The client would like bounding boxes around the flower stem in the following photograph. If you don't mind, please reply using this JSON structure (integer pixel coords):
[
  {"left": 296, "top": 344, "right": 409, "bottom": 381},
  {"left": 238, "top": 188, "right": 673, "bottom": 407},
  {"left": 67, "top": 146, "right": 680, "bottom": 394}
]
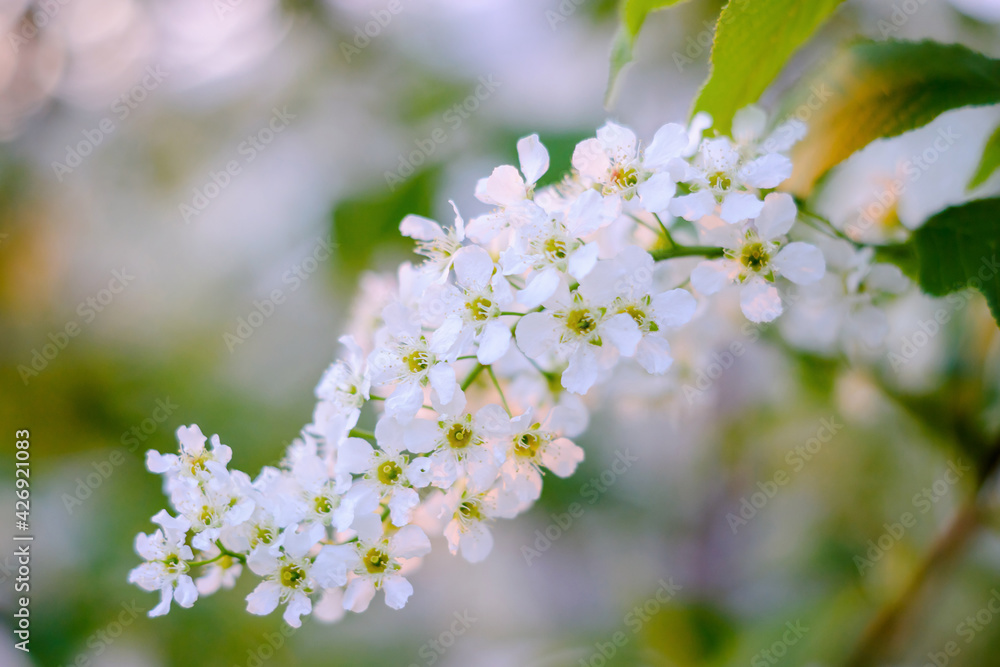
[
  {"left": 460, "top": 363, "right": 486, "bottom": 391},
  {"left": 487, "top": 366, "right": 512, "bottom": 416},
  {"left": 349, "top": 428, "right": 376, "bottom": 440},
  {"left": 650, "top": 245, "right": 725, "bottom": 261}
]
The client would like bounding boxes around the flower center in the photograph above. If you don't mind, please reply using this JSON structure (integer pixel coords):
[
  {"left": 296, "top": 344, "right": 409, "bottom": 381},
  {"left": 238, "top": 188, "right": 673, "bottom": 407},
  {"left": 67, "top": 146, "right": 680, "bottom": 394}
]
[
  {"left": 280, "top": 563, "right": 306, "bottom": 589},
  {"left": 363, "top": 548, "right": 390, "bottom": 574},
  {"left": 465, "top": 296, "right": 494, "bottom": 322},
  {"left": 377, "top": 460, "right": 403, "bottom": 485},
  {"left": 708, "top": 172, "right": 732, "bottom": 190},
  {"left": 256, "top": 526, "right": 274, "bottom": 545},
  {"left": 740, "top": 242, "right": 770, "bottom": 272},
  {"left": 544, "top": 237, "right": 568, "bottom": 261},
  {"left": 446, "top": 423, "right": 473, "bottom": 449},
  {"left": 457, "top": 500, "right": 483, "bottom": 522},
  {"left": 403, "top": 350, "right": 429, "bottom": 374},
  {"left": 314, "top": 495, "right": 333, "bottom": 514},
  {"left": 514, "top": 432, "right": 542, "bottom": 459},
  {"left": 565, "top": 308, "right": 598, "bottom": 336},
  {"left": 611, "top": 166, "right": 638, "bottom": 189}
]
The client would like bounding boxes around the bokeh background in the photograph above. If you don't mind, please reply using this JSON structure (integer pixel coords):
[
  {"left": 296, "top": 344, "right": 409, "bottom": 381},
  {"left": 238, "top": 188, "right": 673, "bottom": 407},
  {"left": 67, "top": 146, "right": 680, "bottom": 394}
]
[{"left": 2, "top": 0, "right": 1000, "bottom": 665}]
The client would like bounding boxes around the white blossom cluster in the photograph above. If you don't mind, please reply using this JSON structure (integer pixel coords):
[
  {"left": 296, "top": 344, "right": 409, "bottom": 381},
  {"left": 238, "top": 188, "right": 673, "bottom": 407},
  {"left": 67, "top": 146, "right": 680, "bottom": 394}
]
[{"left": 129, "top": 106, "right": 908, "bottom": 626}]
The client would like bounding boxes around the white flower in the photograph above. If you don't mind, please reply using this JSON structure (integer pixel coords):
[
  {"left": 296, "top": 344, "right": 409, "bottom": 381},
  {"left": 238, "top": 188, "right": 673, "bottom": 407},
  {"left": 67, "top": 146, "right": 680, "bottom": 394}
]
[
  {"left": 500, "top": 189, "right": 621, "bottom": 309},
  {"left": 402, "top": 405, "right": 506, "bottom": 492},
  {"left": 690, "top": 193, "right": 826, "bottom": 322},
  {"left": 467, "top": 135, "right": 551, "bottom": 243},
  {"left": 426, "top": 245, "right": 516, "bottom": 365},
  {"left": 146, "top": 425, "right": 233, "bottom": 482},
  {"left": 246, "top": 523, "right": 347, "bottom": 628},
  {"left": 581, "top": 246, "right": 697, "bottom": 374},
  {"left": 515, "top": 280, "right": 642, "bottom": 394},
  {"left": 337, "top": 418, "right": 433, "bottom": 527},
  {"left": 488, "top": 409, "right": 584, "bottom": 504},
  {"left": 440, "top": 482, "right": 519, "bottom": 563},
  {"left": 400, "top": 201, "right": 467, "bottom": 282},
  {"left": 321, "top": 524, "right": 432, "bottom": 612},
  {"left": 281, "top": 451, "right": 362, "bottom": 532},
  {"left": 313, "top": 335, "right": 371, "bottom": 446},
  {"left": 572, "top": 120, "right": 689, "bottom": 213},
  {"left": 128, "top": 510, "right": 199, "bottom": 617},
  {"left": 369, "top": 307, "right": 462, "bottom": 422},
  {"left": 171, "top": 468, "right": 255, "bottom": 551}
]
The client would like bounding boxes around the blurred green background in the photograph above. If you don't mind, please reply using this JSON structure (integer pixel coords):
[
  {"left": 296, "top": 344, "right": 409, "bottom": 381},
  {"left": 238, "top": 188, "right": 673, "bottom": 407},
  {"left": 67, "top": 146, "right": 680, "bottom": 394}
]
[{"left": 2, "top": 0, "right": 1000, "bottom": 665}]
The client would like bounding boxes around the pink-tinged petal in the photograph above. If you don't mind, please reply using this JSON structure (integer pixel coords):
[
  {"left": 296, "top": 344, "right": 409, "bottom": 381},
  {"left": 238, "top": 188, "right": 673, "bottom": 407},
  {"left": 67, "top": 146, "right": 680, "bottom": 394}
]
[
  {"left": 572, "top": 137, "right": 610, "bottom": 181},
  {"left": 561, "top": 346, "right": 600, "bottom": 394},
  {"left": 312, "top": 546, "right": 351, "bottom": 588},
  {"left": 635, "top": 335, "right": 674, "bottom": 374},
  {"left": 145, "top": 451, "right": 176, "bottom": 474},
  {"left": 486, "top": 165, "right": 527, "bottom": 207},
  {"left": 402, "top": 419, "right": 439, "bottom": 454},
  {"left": 459, "top": 523, "right": 494, "bottom": 563},
  {"left": 390, "top": 524, "right": 432, "bottom": 559},
  {"left": 174, "top": 575, "right": 198, "bottom": 608},
  {"left": 477, "top": 320, "right": 511, "bottom": 365},
  {"left": 720, "top": 192, "right": 764, "bottom": 224},
  {"left": 429, "top": 317, "right": 464, "bottom": 356},
  {"left": 690, "top": 259, "right": 735, "bottom": 295},
  {"left": 150, "top": 585, "right": 173, "bottom": 617},
  {"left": 541, "top": 437, "right": 585, "bottom": 477},
  {"left": 567, "top": 242, "right": 600, "bottom": 281},
  {"left": 382, "top": 575, "right": 414, "bottom": 610},
  {"left": 601, "top": 313, "right": 642, "bottom": 357},
  {"left": 651, "top": 288, "right": 697, "bottom": 328},
  {"left": 465, "top": 211, "right": 507, "bottom": 244},
  {"left": 176, "top": 424, "right": 207, "bottom": 454},
  {"left": 731, "top": 105, "right": 767, "bottom": 145},
  {"left": 428, "top": 363, "right": 457, "bottom": 405},
  {"left": 636, "top": 172, "right": 676, "bottom": 215},
  {"left": 284, "top": 523, "right": 324, "bottom": 559},
  {"left": 515, "top": 312, "right": 559, "bottom": 359},
  {"left": 399, "top": 214, "right": 443, "bottom": 241},
  {"left": 741, "top": 153, "right": 792, "bottom": 189},
  {"left": 283, "top": 591, "right": 312, "bottom": 628},
  {"left": 753, "top": 192, "right": 797, "bottom": 240},
  {"left": 337, "top": 438, "right": 375, "bottom": 475},
  {"left": 517, "top": 268, "right": 561, "bottom": 308},
  {"left": 388, "top": 487, "right": 420, "bottom": 527},
  {"left": 453, "top": 245, "right": 494, "bottom": 291},
  {"left": 313, "top": 588, "right": 346, "bottom": 624},
  {"left": 343, "top": 578, "right": 377, "bottom": 613},
  {"left": 246, "top": 580, "right": 282, "bottom": 616},
  {"left": 597, "top": 121, "right": 637, "bottom": 160},
  {"left": 669, "top": 191, "right": 716, "bottom": 221},
  {"left": 567, "top": 189, "right": 620, "bottom": 236},
  {"left": 644, "top": 123, "right": 689, "bottom": 168},
  {"left": 386, "top": 382, "right": 424, "bottom": 422},
  {"left": 517, "top": 134, "right": 549, "bottom": 185},
  {"left": 740, "top": 278, "right": 782, "bottom": 322},
  {"left": 773, "top": 242, "right": 826, "bottom": 285}
]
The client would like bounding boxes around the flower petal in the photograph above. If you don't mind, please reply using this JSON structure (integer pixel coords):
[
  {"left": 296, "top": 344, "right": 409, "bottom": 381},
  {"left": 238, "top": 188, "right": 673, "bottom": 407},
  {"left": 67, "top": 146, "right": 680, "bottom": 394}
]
[
  {"left": 517, "top": 134, "right": 549, "bottom": 186},
  {"left": 773, "top": 242, "right": 826, "bottom": 285}
]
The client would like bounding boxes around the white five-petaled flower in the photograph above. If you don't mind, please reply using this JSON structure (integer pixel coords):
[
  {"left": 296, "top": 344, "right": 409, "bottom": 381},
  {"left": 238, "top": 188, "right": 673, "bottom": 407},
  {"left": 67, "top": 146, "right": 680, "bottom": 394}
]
[
  {"left": 128, "top": 510, "right": 198, "bottom": 617},
  {"left": 400, "top": 201, "right": 467, "bottom": 282},
  {"left": 467, "top": 134, "right": 551, "bottom": 243},
  {"left": 337, "top": 417, "right": 433, "bottom": 527},
  {"left": 572, "top": 120, "right": 689, "bottom": 215},
  {"left": 402, "top": 405, "right": 506, "bottom": 492},
  {"left": 246, "top": 523, "right": 347, "bottom": 628},
  {"left": 440, "top": 481, "right": 519, "bottom": 563},
  {"left": 690, "top": 193, "right": 826, "bottom": 322},
  {"left": 313, "top": 335, "right": 371, "bottom": 446},
  {"left": 582, "top": 246, "right": 698, "bottom": 374},
  {"left": 170, "top": 467, "right": 255, "bottom": 550},
  {"left": 426, "top": 245, "right": 516, "bottom": 365},
  {"left": 515, "top": 279, "right": 643, "bottom": 394},
  {"left": 146, "top": 424, "right": 233, "bottom": 482},
  {"left": 321, "top": 523, "right": 432, "bottom": 612}
]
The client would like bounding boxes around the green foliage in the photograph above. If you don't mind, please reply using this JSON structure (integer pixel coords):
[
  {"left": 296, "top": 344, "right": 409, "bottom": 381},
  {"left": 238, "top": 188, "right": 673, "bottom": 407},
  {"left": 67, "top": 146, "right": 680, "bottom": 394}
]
[
  {"left": 607, "top": 0, "right": 692, "bottom": 104},
  {"left": 968, "top": 122, "right": 1000, "bottom": 190},
  {"left": 691, "top": 0, "right": 846, "bottom": 135},
  {"left": 787, "top": 40, "right": 1000, "bottom": 195},
  {"left": 330, "top": 168, "right": 440, "bottom": 277},
  {"left": 909, "top": 198, "right": 1000, "bottom": 328}
]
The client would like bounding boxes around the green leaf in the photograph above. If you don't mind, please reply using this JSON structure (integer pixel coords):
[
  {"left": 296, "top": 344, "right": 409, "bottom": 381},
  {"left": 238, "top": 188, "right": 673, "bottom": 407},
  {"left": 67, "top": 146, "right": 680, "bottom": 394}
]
[
  {"left": 909, "top": 198, "right": 1000, "bottom": 327},
  {"left": 786, "top": 40, "right": 1000, "bottom": 195},
  {"left": 691, "top": 0, "right": 845, "bottom": 136},
  {"left": 968, "top": 122, "right": 1000, "bottom": 190},
  {"left": 606, "top": 0, "right": 691, "bottom": 106},
  {"left": 330, "top": 167, "right": 440, "bottom": 278}
]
